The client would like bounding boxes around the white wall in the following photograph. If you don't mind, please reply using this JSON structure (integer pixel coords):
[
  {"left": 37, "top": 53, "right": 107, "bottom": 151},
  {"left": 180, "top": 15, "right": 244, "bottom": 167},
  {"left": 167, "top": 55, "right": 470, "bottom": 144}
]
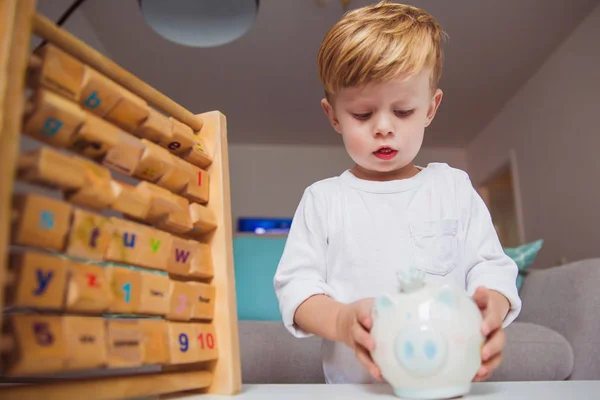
[
  {"left": 229, "top": 144, "right": 468, "bottom": 227},
  {"left": 467, "top": 3, "right": 600, "bottom": 268}
]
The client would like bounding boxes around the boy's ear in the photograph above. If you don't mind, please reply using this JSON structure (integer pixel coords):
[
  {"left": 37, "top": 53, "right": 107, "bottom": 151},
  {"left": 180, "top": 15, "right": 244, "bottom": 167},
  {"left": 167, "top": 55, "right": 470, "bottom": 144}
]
[
  {"left": 425, "top": 88, "right": 443, "bottom": 128},
  {"left": 321, "top": 98, "right": 342, "bottom": 134}
]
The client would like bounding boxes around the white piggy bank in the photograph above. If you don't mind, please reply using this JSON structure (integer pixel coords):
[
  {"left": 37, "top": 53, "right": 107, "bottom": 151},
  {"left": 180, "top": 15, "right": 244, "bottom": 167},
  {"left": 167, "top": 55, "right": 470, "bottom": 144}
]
[{"left": 370, "top": 269, "right": 484, "bottom": 399}]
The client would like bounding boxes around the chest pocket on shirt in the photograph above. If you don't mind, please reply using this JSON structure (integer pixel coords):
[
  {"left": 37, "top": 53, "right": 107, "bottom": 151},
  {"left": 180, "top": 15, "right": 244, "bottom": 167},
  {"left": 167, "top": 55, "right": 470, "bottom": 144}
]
[{"left": 409, "top": 219, "right": 459, "bottom": 276}]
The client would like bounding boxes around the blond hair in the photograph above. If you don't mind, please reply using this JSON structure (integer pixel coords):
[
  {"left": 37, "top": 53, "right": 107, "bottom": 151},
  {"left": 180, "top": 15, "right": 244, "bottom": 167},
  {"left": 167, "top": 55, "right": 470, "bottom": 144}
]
[{"left": 317, "top": 1, "right": 446, "bottom": 97}]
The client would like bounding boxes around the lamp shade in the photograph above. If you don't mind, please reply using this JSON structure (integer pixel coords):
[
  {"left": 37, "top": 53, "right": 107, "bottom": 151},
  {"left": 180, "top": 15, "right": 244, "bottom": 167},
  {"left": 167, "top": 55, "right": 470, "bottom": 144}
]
[{"left": 138, "top": 0, "right": 260, "bottom": 48}]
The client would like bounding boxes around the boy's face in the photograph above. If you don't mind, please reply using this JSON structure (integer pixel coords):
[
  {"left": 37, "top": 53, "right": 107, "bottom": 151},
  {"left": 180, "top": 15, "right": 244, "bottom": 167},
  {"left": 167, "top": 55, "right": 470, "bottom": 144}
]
[{"left": 321, "top": 69, "right": 443, "bottom": 181}]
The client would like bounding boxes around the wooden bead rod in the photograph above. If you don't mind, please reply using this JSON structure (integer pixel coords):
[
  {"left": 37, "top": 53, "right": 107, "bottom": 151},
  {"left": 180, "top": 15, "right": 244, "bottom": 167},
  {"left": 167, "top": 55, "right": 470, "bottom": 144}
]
[{"left": 32, "top": 13, "right": 204, "bottom": 132}]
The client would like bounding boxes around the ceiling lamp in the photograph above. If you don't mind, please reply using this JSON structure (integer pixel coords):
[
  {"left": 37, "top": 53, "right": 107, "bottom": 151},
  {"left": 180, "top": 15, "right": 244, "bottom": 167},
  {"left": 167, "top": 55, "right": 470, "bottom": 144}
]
[{"left": 138, "top": 0, "right": 260, "bottom": 48}]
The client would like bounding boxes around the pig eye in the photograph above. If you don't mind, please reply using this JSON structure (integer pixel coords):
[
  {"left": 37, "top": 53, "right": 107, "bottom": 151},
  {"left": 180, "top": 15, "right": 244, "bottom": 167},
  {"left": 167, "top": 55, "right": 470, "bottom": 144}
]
[{"left": 395, "top": 327, "right": 447, "bottom": 377}]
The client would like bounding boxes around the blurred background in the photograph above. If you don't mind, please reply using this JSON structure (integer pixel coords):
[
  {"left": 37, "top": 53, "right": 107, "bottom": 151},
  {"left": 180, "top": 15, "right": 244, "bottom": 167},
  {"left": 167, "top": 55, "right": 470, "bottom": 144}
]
[{"left": 36, "top": 0, "right": 600, "bottom": 320}]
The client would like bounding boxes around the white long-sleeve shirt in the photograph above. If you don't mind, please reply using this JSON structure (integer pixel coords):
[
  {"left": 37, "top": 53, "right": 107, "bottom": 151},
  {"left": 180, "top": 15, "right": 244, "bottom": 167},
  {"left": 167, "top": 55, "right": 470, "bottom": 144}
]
[{"left": 273, "top": 163, "right": 522, "bottom": 384}]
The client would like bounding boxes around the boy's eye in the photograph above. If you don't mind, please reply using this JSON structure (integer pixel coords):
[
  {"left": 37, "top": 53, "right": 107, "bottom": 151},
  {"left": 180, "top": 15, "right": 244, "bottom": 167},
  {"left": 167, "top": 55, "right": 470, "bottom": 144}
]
[
  {"left": 352, "top": 112, "right": 372, "bottom": 120},
  {"left": 395, "top": 109, "right": 414, "bottom": 117}
]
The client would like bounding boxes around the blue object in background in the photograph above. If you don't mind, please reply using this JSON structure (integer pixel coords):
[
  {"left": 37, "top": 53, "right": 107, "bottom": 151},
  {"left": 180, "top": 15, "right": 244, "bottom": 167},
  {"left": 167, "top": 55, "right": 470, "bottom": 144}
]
[
  {"left": 232, "top": 235, "right": 545, "bottom": 321},
  {"left": 503, "top": 239, "right": 544, "bottom": 290},
  {"left": 238, "top": 218, "right": 293, "bottom": 234},
  {"left": 233, "top": 235, "right": 287, "bottom": 320}
]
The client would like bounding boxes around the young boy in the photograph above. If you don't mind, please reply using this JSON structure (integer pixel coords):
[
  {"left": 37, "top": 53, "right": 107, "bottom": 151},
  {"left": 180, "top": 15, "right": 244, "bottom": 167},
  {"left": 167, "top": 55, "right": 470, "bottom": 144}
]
[{"left": 273, "top": 1, "right": 521, "bottom": 385}]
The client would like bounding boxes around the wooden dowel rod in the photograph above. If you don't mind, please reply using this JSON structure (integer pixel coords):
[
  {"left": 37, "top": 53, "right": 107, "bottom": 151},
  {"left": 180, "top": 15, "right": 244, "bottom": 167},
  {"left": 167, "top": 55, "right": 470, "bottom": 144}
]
[{"left": 32, "top": 12, "right": 204, "bottom": 132}]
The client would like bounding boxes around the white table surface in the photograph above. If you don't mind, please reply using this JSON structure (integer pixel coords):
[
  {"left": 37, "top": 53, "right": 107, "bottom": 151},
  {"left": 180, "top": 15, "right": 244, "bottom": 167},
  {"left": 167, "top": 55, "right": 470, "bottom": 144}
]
[{"left": 184, "top": 381, "right": 600, "bottom": 399}]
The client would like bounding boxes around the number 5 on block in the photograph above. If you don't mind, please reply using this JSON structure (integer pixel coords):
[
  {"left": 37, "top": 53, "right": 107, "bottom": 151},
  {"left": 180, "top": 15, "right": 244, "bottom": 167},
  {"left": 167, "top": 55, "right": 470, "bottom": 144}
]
[{"left": 2, "top": 315, "right": 68, "bottom": 376}]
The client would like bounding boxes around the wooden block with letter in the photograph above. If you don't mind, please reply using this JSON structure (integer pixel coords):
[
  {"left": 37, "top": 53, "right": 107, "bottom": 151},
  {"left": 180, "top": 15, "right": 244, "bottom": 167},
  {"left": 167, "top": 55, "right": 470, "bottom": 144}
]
[
  {"left": 69, "top": 111, "right": 119, "bottom": 160},
  {"left": 155, "top": 154, "right": 194, "bottom": 194},
  {"left": 193, "top": 322, "right": 218, "bottom": 362},
  {"left": 105, "top": 318, "right": 143, "bottom": 368},
  {"left": 1, "top": 314, "right": 69, "bottom": 376},
  {"left": 136, "top": 181, "right": 178, "bottom": 223},
  {"left": 102, "top": 131, "right": 145, "bottom": 176},
  {"left": 17, "top": 147, "right": 85, "bottom": 190},
  {"left": 104, "top": 86, "right": 149, "bottom": 132},
  {"left": 80, "top": 66, "right": 122, "bottom": 117},
  {"left": 65, "top": 208, "right": 112, "bottom": 261},
  {"left": 166, "top": 281, "right": 195, "bottom": 321},
  {"left": 6, "top": 251, "right": 69, "bottom": 310},
  {"left": 167, "top": 322, "right": 199, "bottom": 365},
  {"left": 190, "top": 242, "right": 214, "bottom": 279},
  {"left": 110, "top": 180, "right": 151, "bottom": 221},
  {"left": 28, "top": 44, "right": 84, "bottom": 101},
  {"left": 107, "top": 267, "right": 142, "bottom": 314},
  {"left": 158, "top": 117, "right": 196, "bottom": 156},
  {"left": 133, "top": 139, "right": 173, "bottom": 183},
  {"left": 63, "top": 316, "right": 108, "bottom": 370},
  {"left": 183, "top": 138, "right": 212, "bottom": 169},
  {"left": 156, "top": 208, "right": 193, "bottom": 235},
  {"left": 22, "top": 88, "right": 85, "bottom": 147},
  {"left": 138, "top": 271, "right": 170, "bottom": 316},
  {"left": 104, "top": 217, "right": 148, "bottom": 265},
  {"left": 11, "top": 193, "right": 72, "bottom": 251},
  {"left": 134, "top": 106, "right": 172, "bottom": 143},
  {"left": 168, "top": 237, "right": 197, "bottom": 277},
  {"left": 65, "top": 262, "right": 112, "bottom": 313},
  {"left": 139, "top": 318, "right": 170, "bottom": 364},
  {"left": 136, "top": 227, "right": 172, "bottom": 271},
  {"left": 136, "top": 183, "right": 193, "bottom": 235},
  {"left": 190, "top": 282, "right": 216, "bottom": 321},
  {"left": 188, "top": 202, "right": 218, "bottom": 237},
  {"left": 168, "top": 238, "right": 213, "bottom": 279},
  {"left": 66, "top": 157, "right": 118, "bottom": 210},
  {"left": 181, "top": 165, "right": 210, "bottom": 204}
]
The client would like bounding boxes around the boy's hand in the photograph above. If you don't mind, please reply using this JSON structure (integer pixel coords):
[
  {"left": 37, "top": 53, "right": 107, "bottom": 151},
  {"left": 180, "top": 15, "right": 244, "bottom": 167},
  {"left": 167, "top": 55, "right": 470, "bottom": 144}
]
[
  {"left": 336, "top": 298, "right": 382, "bottom": 381},
  {"left": 472, "top": 287, "right": 510, "bottom": 382}
]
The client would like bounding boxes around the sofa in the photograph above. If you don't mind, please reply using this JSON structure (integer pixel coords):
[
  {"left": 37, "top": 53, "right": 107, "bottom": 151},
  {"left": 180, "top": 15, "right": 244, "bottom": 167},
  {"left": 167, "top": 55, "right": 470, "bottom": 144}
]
[{"left": 237, "top": 258, "right": 600, "bottom": 383}]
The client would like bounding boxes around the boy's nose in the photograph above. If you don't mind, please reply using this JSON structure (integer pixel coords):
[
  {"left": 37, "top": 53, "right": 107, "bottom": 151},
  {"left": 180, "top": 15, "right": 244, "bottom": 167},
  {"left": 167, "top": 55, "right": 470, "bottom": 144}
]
[{"left": 373, "top": 116, "right": 395, "bottom": 137}]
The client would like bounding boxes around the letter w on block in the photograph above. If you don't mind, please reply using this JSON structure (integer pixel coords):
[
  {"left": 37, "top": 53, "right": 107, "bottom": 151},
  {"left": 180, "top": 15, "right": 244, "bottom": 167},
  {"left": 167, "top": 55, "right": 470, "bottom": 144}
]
[{"left": 175, "top": 248, "right": 190, "bottom": 263}]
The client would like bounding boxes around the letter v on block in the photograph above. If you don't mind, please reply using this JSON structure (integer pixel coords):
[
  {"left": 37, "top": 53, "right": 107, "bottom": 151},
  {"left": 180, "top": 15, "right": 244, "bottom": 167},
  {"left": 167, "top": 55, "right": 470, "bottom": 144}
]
[{"left": 134, "top": 227, "right": 172, "bottom": 271}]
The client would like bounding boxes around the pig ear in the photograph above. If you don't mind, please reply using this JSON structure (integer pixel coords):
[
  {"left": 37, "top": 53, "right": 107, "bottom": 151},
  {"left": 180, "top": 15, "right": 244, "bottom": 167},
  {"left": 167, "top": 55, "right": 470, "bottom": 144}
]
[
  {"left": 375, "top": 295, "right": 394, "bottom": 312},
  {"left": 436, "top": 286, "right": 457, "bottom": 308}
]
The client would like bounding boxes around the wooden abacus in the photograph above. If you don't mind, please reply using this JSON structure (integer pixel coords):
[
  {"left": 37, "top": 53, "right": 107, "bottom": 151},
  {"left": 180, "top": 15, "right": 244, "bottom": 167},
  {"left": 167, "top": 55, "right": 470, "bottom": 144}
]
[{"left": 0, "top": 1, "right": 241, "bottom": 398}]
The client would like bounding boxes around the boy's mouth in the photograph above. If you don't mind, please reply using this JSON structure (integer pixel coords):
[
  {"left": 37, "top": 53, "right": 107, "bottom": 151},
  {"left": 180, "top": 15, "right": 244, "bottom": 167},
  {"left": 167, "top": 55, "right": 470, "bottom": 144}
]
[{"left": 374, "top": 146, "right": 398, "bottom": 160}]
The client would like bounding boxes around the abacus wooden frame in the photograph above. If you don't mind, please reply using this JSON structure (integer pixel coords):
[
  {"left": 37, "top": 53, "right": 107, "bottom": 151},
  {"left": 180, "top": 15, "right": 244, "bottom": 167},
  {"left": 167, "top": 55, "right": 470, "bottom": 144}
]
[{"left": 0, "top": 0, "right": 241, "bottom": 398}]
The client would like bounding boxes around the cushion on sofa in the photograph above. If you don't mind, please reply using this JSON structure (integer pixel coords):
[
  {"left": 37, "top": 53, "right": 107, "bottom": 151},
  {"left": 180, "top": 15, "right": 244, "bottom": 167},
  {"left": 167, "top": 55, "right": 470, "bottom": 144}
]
[
  {"left": 238, "top": 320, "right": 325, "bottom": 383},
  {"left": 488, "top": 322, "right": 574, "bottom": 382},
  {"left": 238, "top": 320, "right": 573, "bottom": 384}
]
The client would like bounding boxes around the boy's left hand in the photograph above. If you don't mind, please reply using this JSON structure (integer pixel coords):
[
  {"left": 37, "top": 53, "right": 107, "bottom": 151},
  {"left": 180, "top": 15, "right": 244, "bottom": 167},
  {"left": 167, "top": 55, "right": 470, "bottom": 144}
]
[{"left": 472, "top": 287, "right": 510, "bottom": 382}]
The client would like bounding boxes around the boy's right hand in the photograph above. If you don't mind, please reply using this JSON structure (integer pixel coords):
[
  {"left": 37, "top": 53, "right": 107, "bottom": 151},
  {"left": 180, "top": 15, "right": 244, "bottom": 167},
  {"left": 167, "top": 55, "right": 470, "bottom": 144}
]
[{"left": 336, "top": 298, "right": 382, "bottom": 381}]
